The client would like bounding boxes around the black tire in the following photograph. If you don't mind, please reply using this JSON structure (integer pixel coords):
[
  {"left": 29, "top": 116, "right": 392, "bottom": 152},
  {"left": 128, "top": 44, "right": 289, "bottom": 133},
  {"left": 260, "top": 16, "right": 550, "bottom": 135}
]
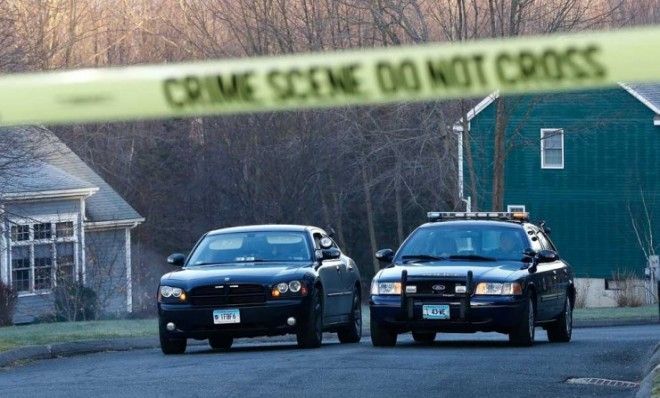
[
  {"left": 209, "top": 335, "right": 234, "bottom": 350},
  {"left": 509, "top": 296, "right": 535, "bottom": 347},
  {"left": 338, "top": 286, "right": 362, "bottom": 344},
  {"left": 159, "top": 322, "right": 187, "bottom": 355},
  {"left": 297, "top": 287, "right": 323, "bottom": 348},
  {"left": 412, "top": 331, "right": 436, "bottom": 344},
  {"left": 370, "top": 321, "right": 397, "bottom": 347},
  {"left": 547, "top": 294, "right": 573, "bottom": 343}
]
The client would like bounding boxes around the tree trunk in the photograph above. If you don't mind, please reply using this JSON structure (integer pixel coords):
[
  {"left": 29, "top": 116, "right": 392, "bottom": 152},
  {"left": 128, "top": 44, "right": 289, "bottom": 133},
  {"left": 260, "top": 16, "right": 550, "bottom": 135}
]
[
  {"left": 491, "top": 97, "right": 508, "bottom": 211},
  {"left": 361, "top": 164, "right": 379, "bottom": 274},
  {"left": 394, "top": 160, "right": 404, "bottom": 245}
]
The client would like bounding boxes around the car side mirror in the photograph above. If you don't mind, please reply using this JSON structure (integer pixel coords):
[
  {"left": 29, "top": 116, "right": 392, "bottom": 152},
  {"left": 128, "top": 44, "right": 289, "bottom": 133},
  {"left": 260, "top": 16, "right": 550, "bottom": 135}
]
[
  {"left": 321, "top": 248, "right": 341, "bottom": 260},
  {"left": 375, "top": 249, "right": 394, "bottom": 267},
  {"left": 536, "top": 249, "right": 559, "bottom": 263},
  {"left": 167, "top": 253, "right": 186, "bottom": 267}
]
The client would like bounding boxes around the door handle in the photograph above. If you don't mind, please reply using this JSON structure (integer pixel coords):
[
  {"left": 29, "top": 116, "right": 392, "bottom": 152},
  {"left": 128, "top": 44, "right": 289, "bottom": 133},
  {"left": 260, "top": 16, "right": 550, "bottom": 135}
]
[
  {"left": 347, "top": 265, "right": 354, "bottom": 272},
  {"left": 336, "top": 264, "right": 341, "bottom": 272}
]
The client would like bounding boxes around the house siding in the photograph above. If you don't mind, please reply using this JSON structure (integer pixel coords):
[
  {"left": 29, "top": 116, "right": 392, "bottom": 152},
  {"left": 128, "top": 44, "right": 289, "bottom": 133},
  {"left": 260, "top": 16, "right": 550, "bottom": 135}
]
[
  {"left": 466, "top": 88, "right": 659, "bottom": 278},
  {"left": 84, "top": 228, "right": 130, "bottom": 315}
]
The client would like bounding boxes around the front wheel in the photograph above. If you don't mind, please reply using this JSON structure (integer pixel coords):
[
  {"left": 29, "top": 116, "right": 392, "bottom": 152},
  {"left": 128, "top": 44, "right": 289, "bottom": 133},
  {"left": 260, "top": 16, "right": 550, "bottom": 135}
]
[
  {"left": 547, "top": 295, "right": 572, "bottom": 343},
  {"left": 509, "top": 297, "right": 535, "bottom": 347},
  {"left": 159, "top": 321, "right": 187, "bottom": 355},
  {"left": 338, "top": 286, "right": 362, "bottom": 344},
  {"left": 297, "top": 287, "right": 323, "bottom": 348},
  {"left": 370, "top": 321, "right": 397, "bottom": 347}
]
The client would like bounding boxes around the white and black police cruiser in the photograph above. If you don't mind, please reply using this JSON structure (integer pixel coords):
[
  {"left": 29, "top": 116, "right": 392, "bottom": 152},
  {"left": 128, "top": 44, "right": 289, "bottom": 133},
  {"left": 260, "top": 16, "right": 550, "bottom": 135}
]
[{"left": 369, "top": 212, "right": 575, "bottom": 347}]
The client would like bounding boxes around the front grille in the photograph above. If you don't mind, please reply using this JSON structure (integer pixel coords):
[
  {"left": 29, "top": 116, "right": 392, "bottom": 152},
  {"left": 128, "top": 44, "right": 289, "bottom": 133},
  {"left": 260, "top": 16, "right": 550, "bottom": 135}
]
[
  {"left": 189, "top": 284, "right": 266, "bottom": 306},
  {"left": 408, "top": 280, "right": 463, "bottom": 297}
]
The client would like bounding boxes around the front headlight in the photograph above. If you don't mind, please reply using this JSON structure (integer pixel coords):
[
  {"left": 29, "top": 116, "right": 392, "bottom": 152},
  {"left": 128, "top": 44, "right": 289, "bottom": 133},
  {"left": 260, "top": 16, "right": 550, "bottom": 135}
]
[
  {"left": 159, "top": 285, "right": 187, "bottom": 302},
  {"left": 474, "top": 282, "right": 522, "bottom": 295},
  {"left": 370, "top": 281, "right": 402, "bottom": 295},
  {"left": 271, "top": 281, "right": 307, "bottom": 297}
]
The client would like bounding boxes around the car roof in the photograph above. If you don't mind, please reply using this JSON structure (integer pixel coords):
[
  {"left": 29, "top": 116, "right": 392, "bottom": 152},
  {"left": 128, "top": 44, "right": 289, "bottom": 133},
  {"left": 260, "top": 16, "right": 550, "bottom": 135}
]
[
  {"left": 206, "top": 224, "right": 317, "bottom": 235},
  {"left": 418, "top": 220, "right": 527, "bottom": 229}
]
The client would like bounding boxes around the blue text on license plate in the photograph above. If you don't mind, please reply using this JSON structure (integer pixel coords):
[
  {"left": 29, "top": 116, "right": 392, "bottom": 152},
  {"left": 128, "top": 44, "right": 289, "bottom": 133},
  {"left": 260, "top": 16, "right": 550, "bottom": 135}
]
[
  {"left": 213, "top": 309, "right": 241, "bottom": 324},
  {"left": 422, "top": 305, "right": 450, "bottom": 320}
]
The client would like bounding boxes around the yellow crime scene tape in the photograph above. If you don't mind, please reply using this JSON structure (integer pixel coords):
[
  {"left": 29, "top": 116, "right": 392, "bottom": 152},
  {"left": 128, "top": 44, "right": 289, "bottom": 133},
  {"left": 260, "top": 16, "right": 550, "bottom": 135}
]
[{"left": 0, "top": 27, "right": 659, "bottom": 126}]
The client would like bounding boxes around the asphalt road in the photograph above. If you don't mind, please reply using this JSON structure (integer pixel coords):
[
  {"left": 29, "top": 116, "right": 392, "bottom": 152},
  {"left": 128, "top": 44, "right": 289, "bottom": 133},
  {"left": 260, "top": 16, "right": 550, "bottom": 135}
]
[{"left": 0, "top": 324, "right": 658, "bottom": 398}]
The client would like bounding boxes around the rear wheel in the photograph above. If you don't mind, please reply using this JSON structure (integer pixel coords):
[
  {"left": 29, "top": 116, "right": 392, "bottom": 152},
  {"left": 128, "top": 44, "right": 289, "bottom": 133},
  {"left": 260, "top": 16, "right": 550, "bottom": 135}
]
[
  {"left": 412, "top": 331, "right": 436, "bottom": 344},
  {"left": 370, "top": 321, "right": 397, "bottom": 347},
  {"left": 547, "top": 295, "right": 572, "bottom": 343},
  {"left": 509, "top": 296, "right": 535, "bottom": 347},
  {"left": 338, "top": 286, "right": 362, "bottom": 344},
  {"left": 159, "top": 321, "right": 187, "bottom": 355},
  {"left": 209, "top": 336, "right": 233, "bottom": 350},
  {"left": 297, "top": 287, "right": 323, "bottom": 348}
]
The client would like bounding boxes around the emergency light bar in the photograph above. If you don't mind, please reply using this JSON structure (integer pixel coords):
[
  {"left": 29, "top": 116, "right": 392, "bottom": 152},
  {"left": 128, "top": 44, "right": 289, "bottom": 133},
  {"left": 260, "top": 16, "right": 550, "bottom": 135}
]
[{"left": 427, "top": 211, "right": 529, "bottom": 223}]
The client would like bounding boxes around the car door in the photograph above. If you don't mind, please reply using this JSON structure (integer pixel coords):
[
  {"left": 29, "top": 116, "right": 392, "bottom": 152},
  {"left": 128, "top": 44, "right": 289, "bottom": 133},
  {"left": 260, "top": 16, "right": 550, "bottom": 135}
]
[
  {"left": 525, "top": 227, "right": 554, "bottom": 321},
  {"left": 312, "top": 232, "right": 345, "bottom": 321},
  {"left": 537, "top": 231, "right": 567, "bottom": 318}
]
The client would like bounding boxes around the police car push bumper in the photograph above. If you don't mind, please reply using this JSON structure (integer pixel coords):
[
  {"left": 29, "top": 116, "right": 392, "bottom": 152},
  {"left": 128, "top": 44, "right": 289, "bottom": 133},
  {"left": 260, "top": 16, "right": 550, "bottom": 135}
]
[{"left": 370, "top": 270, "right": 526, "bottom": 333}]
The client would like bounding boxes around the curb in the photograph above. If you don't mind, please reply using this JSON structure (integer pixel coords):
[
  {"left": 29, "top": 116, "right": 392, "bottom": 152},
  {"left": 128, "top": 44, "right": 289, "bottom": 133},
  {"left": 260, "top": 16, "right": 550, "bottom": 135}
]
[
  {"left": 574, "top": 319, "right": 659, "bottom": 329},
  {"left": 0, "top": 337, "right": 158, "bottom": 368}
]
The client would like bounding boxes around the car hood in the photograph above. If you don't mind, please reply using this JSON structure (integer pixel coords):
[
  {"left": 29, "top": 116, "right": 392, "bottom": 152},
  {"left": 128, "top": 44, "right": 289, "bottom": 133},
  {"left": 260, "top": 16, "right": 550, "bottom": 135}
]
[
  {"left": 377, "top": 261, "right": 523, "bottom": 282},
  {"left": 161, "top": 262, "right": 313, "bottom": 288}
]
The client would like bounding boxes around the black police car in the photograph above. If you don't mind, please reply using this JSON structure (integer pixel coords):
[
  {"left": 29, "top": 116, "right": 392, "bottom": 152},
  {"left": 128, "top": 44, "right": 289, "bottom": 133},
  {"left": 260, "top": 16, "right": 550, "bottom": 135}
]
[
  {"left": 370, "top": 212, "right": 574, "bottom": 347},
  {"left": 158, "top": 225, "right": 362, "bottom": 354}
]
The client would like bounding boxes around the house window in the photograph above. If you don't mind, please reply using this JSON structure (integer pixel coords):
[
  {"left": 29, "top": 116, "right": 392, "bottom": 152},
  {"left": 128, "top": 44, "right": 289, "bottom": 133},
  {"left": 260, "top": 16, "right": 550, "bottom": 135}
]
[
  {"left": 56, "top": 243, "right": 75, "bottom": 283},
  {"left": 34, "top": 223, "right": 52, "bottom": 240},
  {"left": 541, "top": 129, "right": 564, "bottom": 169},
  {"left": 56, "top": 222, "right": 74, "bottom": 238},
  {"left": 11, "top": 225, "right": 29, "bottom": 241},
  {"left": 11, "top": 246, "right": 30, "bottom": 292},
  {"left": 8, "top": 220, "right": 77, "bottom": 294}
]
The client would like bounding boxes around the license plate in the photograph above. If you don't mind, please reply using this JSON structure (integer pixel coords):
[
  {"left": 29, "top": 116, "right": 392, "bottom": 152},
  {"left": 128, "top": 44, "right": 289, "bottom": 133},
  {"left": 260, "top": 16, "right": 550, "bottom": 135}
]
[
  {"left": 422, "top": 305, "right": 450, "bottom": 320},
  {"left": 213, "top": 309, "right": 241, "bottom": 324}
]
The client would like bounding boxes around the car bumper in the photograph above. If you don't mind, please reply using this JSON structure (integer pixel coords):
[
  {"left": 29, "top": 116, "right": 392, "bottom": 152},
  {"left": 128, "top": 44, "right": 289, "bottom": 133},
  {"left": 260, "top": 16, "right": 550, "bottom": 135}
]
[
  {"left": 369, "top": 295, "right": 526, "bottom": 333},
  {"left": 159, "top": 298, "right": 308, "bottom": 339}
]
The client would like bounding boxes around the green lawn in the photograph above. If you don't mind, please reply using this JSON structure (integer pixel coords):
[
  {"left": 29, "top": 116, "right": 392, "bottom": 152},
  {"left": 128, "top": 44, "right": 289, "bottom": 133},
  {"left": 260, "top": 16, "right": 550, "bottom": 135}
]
[
  {"left": 574, "top": 305, "right": 658, "bottom": 321},
  {"left": 0, "top": 319, "right": 157, "bottom": 352},
  {"left": 0, "top": 305, "right": 657, "bottom": 353}
]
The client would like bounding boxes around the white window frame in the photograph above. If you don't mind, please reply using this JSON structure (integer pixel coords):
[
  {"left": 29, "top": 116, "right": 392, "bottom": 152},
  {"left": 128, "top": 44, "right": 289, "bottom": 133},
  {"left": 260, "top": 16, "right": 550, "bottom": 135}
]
[
  {"left": 7, "top": 215, "right": 79, "bottom": 297},
  {"left": 507, "top": 205, "right": 526, "bottom": 213},
  {"left": 540, "top": 128, "right": 564, "bottom": 169}
]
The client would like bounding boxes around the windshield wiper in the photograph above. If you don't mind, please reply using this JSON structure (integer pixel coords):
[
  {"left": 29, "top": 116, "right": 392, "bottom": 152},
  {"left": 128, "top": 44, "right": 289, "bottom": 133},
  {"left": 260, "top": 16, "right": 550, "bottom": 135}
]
[
  {"left": 401, "top": 254, "right": 446, "bottom": 263},
  {"left": 448, "top": 254, "right": 496, "bottom": 262}
]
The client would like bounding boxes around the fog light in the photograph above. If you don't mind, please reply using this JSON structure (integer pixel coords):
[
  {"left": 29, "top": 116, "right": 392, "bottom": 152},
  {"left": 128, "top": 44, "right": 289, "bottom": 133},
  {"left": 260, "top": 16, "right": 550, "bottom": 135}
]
[
  {"left": 287, "top": 317, "right": 296, "bottom": 326},
  {"left": 166, "top": 322, "right": 176, "bottom": 331}
]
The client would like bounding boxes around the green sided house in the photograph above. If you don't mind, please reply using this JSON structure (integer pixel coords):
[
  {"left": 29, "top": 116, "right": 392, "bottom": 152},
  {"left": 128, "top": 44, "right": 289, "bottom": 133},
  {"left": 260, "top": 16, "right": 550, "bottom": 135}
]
[
  {"left": 0, "top": 126, "right": 144, "bottom": 322},
  {"left": 457, "top": 83, "right": 659, "bottom": 307}
]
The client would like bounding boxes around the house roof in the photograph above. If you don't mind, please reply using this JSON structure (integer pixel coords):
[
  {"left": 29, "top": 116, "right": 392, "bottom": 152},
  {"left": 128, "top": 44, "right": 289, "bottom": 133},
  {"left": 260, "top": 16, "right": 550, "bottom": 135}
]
[
  {"left": 620, "top": 83, "right": 660, "bottom": 124},
  {"left": 0, "top": 126, "right": 143, "bottom": 224},
  {"left": 454, "top": 83, "right": 660, "bottom": 128},
  {"left": 2, "top": 162, "right": 97, "bottom": 195}
]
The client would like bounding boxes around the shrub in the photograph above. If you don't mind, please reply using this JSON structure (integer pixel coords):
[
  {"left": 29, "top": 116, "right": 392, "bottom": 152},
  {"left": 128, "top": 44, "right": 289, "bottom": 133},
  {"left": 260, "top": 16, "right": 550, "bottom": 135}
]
[
  {"left": 0, "top": 281, "right": 17, "bottom": 326},
  {"left": 611, "top": 269, "right": 644, "bottom": 308},
  {"left": 54, "top": 282, "right": 98, "bottom": 321}
]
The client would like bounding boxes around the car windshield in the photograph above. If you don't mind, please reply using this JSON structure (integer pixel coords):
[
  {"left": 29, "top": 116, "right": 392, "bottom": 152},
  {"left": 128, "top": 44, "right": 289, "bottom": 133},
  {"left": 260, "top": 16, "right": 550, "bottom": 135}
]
[
  {"left": 187, "top": 231, "right": 312, "bottom": 266},
  {"left": 395, "top": 224, "right": 530, "bottom": 263}
]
